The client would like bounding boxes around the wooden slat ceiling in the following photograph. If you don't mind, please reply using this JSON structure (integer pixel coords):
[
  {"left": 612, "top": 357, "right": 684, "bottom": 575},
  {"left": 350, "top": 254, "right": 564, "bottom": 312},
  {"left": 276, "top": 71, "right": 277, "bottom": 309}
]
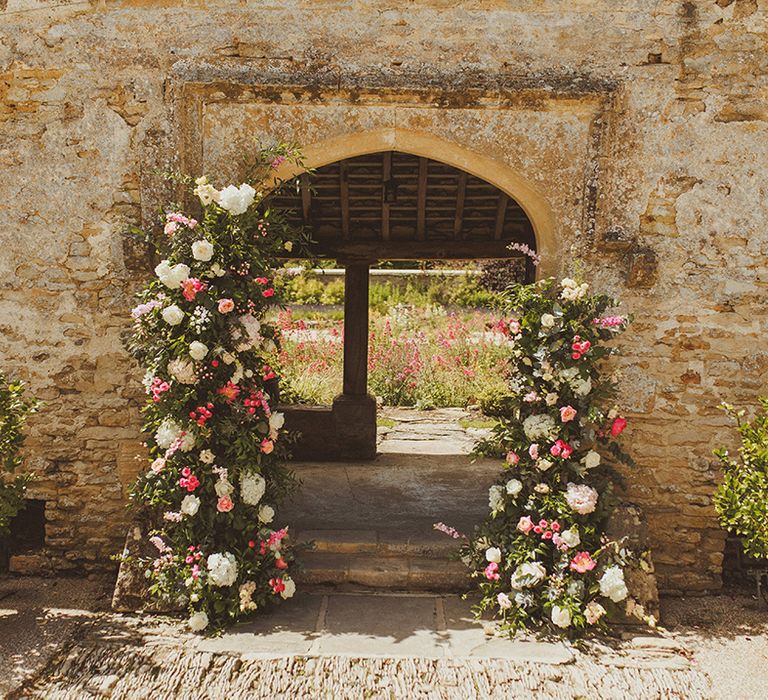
[{"left": 268, "top": 151, "right": 537, "bottom": 262}]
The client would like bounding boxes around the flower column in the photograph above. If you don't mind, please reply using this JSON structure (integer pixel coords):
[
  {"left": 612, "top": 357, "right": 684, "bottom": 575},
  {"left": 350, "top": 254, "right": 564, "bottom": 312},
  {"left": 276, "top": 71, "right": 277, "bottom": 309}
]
[{"left": 332, "top": 259, "right": 377, "bottom": 459}]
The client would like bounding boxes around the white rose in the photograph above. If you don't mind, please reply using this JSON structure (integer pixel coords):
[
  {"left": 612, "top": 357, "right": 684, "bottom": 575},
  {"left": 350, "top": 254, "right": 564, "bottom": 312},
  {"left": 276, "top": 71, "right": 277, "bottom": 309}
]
[
  {"left": 155, "top": 260, "right": 190, "bottom": 289},
  {"left": 269, "top": 412, "right": 285, "bottom": 439},
  {"left": 545, "top": 392, "right": 559, "bottom": 406},
  {"left": 192, "top": 239, "right": 214, "bottom": 262},
  {"left": 582, "top": 450, "right": 601, "bottom": 470},
  {"left": 189, "top": 341, "right": 208, "bottom": 361},
  {"left": 551, "top": 605, "right": 572, "bottom": 629},
  {"left": 599, "top": 565, "right": 628, "bottom": 602},
  {"left": 488, "top": 485, "right": 505, "bottom": 512},
  {"left": 181, "top": 494, "right": 200, "bottom": 517},
  {"left": 540, "top": 313, "right": 555, "bottom": 328},
  {"left": 188, "top": 611, "right": 209, "bottom": 632},
  {"left": 207, "top": 552, "right": 239, "bottom": 587},
  {"left": 199, "top": 449, "right": 215, "bottom": 464},
  {"left": 565, "top": 482, "right": 599, "bottom": 515},
  {"left": 560, "top": 528, "right": 581, "bottom": 549},
  {"left": 573, "top": 377, "right": 592, "bottom": 396},
  {"left": 510, "top": 561, "right": 547, "bottom": 590},
  {"left": 534, "top": 483, "right": 550, "bottom": 494},
  {"left": 485, "top": 547, "right": 502, "bottom": 564},
  {"left": 537, "top": 459, "right": 554, "bottom": 472},
  {"left": 241, "top": 473, "right": 266, "bottom": 505},
  {"left": 194, "top": 177, "right": 219, "bottom": 206},
  {"left": 217, "top": 183, "right": 256, "bottom": 215},
  {"left": 215, "top": 479, "right": 234, "bottom": 497},
  {"left": 505, "top": 479, "right": 523, "bottom": 497},
  {"left": 162, "top": 304, "right": 184, "bottom": 326},
  {"left": 281, "top": 577, "right": 296, "bottom": 599},
  {"left": 258, "top": 504, "right": 275, "bottom": 524},
  {"left": 210, "top": 262, "right": 226, "bottom": 277},
  {"left": 221, "top": 352, "right": 235, "bottom": 365}
]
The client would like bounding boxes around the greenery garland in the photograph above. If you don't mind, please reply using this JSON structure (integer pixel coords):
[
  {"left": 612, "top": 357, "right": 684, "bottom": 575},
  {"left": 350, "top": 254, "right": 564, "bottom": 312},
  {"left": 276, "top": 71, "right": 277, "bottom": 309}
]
[
  {"left": 455, "top": 278, "right": 652, "bottom": 635},
  {"left": 126, "top": 144, "right": 310, "bottom": 631}
]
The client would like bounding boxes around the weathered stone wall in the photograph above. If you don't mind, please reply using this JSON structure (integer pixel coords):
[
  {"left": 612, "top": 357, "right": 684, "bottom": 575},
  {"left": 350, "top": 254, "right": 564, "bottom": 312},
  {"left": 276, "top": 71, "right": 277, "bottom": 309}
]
[{"left": 1, "top": 0, "right": 766, "bottom": 591}]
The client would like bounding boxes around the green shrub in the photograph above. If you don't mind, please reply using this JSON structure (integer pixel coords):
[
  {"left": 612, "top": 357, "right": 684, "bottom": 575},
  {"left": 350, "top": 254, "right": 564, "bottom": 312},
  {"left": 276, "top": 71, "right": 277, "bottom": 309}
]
[
  {"left": 714, "top": 400, "right": 768, "bottom": 560},
  {"left": 0, "top": 373, "right": 38, "bottom": 535},
  {"left": 477, "top": 385, "right": 518, "bottom": 417}
]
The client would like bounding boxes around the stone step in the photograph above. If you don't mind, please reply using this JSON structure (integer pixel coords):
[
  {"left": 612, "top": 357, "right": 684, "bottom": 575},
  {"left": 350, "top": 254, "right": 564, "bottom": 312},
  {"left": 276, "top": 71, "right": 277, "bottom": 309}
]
[
  {"left": 295, "top": 528, "right": 461, "bottom": 559},
  {"left": 295, "top": 551, "right": 471, "bottom": 592}
]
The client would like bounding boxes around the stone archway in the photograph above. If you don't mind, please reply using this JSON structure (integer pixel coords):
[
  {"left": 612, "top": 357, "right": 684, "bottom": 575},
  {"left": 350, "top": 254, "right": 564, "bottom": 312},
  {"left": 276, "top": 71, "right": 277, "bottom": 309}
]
[{"left": 274, "top": 139, "right": 545, "bottom": 461}]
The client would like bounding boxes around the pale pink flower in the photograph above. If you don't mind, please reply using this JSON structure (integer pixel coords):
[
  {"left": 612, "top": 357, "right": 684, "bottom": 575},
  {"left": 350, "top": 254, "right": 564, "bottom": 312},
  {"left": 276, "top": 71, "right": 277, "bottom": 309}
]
[
  {"left": 559, "top": 405, "right": 577, "bottom": 422},
  {"left": 517, "top": 515, "right": 534, "bottom": 534},
  {"left": 497, "top": 592, "right": 512, "bottom": 609},
  {"left": 506, "top": 450, "right": 520, "bottom": 466},
  {"left": 528, "top": 443, "right": 539, "bottom": 460},
  {"left": 569, "top": 551, "right": 597, "bottom": 573},
  {"left": 150, "top": 457, "right": 166, "bottom": 474},
  {"left": 218, "top": 298, "right": 235, "bottom": 313}
]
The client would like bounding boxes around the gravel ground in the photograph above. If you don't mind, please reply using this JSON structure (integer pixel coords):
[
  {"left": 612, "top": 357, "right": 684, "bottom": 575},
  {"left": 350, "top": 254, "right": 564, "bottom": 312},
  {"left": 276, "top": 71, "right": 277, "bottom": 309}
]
[{"left": 660, "top": 588, "right": 768, "bottom": 700}]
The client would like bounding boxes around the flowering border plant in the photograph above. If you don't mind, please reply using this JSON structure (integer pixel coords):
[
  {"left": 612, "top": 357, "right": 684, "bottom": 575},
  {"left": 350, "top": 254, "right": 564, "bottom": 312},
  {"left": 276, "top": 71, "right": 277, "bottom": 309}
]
[
  {"left": 125, "top": 143, "right": 310, "bottom": 632},
  {"left": 454, "top": 277, "right": 652, "bottom": 635}
]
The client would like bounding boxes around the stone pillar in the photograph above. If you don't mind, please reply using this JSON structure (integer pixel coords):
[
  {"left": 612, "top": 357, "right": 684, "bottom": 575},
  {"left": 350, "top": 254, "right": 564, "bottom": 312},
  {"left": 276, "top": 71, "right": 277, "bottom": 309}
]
[{"left": 332, "top": 260, "right": 377, "bottom": 460}]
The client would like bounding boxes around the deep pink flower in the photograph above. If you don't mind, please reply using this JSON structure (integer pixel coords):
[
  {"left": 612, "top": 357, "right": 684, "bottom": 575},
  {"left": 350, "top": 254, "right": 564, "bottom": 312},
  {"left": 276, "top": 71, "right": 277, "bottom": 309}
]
[
  {"left": 484, "top": 562, "right": 500, "bottom": 581},
  {"left": 611, "top": 417, "right": 627, "bottom": 437},
  {"left": 569, "top": 551, "right": 597, "bottom": 573},
  {"left": 262, "top": 288, "right": 275, "bottom": 298}
]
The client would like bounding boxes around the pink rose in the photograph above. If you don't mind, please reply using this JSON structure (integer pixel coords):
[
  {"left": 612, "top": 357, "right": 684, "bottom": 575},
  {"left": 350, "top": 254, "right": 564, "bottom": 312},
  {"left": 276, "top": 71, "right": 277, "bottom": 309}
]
[
  {"left": 218, "top": 298, "right": 235, "bottom": 313},
  {"left": 217, "top": 496, "right": 234, "bottom": 513},
  {"left": 484, "top": 562, "right": 500, "bottom": 581},
  {"left": 550, "top": 439, "right": 573, "bottom": 459},
  {"left": 517, "top": 515, "right": 534, "bottom": 534},
  {"left": 528, "top": 443, "right": 539, "bottom": 460},
  {"left": 261, "top": 439, "right": 274, "bottom": 454},
  {"left": 611, "top": 417, "right": 627, "bottom": 437},
  {"left": 559, "top": 405, "right": 577, "bottom": 422},
  {"left": 569, "top": 551, "right": 597, "bottom": 573},
  {"left": 505, "top": 451, "right": 520, "bottom": 466},
  {"left": 150, "top": 458, "right": 166, "bottom": 474}
]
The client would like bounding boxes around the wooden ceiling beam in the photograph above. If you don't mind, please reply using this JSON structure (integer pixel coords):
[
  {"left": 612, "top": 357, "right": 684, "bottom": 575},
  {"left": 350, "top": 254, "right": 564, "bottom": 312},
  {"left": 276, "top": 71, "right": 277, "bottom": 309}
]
[
  {"left": 288, "top": 239, "right": 531, "bottom": 261},
  {"left": 453, "top": 171, "right": 467, "bottom": 239},
  {"left": 416, "top": 157, "right": 428, "bottom": 240}
]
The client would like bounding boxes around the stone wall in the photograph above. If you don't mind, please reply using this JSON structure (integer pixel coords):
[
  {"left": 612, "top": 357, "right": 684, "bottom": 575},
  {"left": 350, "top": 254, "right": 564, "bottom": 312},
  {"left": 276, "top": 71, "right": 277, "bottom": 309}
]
[{"left": 1, "top": 0, "right": 766, "bottom": 591}]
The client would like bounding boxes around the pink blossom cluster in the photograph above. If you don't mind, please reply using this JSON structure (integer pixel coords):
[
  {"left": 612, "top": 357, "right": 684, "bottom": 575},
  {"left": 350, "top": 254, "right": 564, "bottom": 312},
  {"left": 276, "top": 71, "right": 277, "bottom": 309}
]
[
  {"left": 179, "top": 467, "right": 200, "bottom": 492},
  {"left": 550, "top": 439, "right": 573, "bottom": 459},
  {"left": 433, "top": 522, "right": 464, "bottom": 539},
  {"left": 150, "top": 377, "right": 170, "bottom": 402},
  {"left": 131, "top": 299, "right": 163, "bottom": 319},
  {"left": 507, "top": 241, "right": 541, "bottom": 266},
  {"left": 164, "top": 211, "right": 198, "bottom": 235},
  {"left": 189, "top": 403, "right": 214, "bottom": 426},
  {"left": 592, "top": 315, "right": 626, "bottom": 328},
  {"left": 571, "top": 335, "right": 591, "bottom": 360},
  {"left": 484, "top": 561, "right": 501, "bottom": 580}
]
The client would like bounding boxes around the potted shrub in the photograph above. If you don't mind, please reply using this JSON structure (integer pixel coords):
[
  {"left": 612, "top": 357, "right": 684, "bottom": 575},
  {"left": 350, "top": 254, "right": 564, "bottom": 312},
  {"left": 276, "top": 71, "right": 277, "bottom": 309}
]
[
  {"left": 0, "top": 372, "right": 38, "bottom": 568},
  {"left": 714, "top": 400, "right": 768, "bottom": 589}
]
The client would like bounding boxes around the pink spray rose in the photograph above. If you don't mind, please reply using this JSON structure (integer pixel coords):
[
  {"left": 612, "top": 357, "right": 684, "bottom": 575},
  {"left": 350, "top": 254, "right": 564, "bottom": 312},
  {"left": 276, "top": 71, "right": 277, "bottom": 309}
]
[
  {"left": 559, "top": 405, "right": 577, "bottom": 422},
  {"left": 217, "top": 496, "right": 234, "bottom": 513},
  {"left": 218, "top": 298, "right": 235, "bottom": 313},
  {"left": 484, "top": 562, "right": 501, "bottom": 581},
  {"left": 517, "top": 515, "right": 534, "bottom": 534}
]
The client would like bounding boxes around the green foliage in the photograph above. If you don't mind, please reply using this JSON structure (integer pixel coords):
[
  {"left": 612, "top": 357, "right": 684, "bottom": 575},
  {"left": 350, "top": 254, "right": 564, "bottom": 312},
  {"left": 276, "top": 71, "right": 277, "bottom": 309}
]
[
  {"left": 0, "top": 373, "right": 38, "bottom": 535},
  {"left": 714, "top": 400, "right": 768, "bottom": 560},
  {"left": 477, "top": 385, "right": 519, "bottom": 419}
]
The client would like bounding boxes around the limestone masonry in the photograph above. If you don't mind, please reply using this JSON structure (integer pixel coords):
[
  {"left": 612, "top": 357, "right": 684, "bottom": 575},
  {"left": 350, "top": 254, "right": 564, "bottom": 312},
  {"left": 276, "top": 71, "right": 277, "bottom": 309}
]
[{"left": 1, "top": 1, "right": 766, "bottom": 592}]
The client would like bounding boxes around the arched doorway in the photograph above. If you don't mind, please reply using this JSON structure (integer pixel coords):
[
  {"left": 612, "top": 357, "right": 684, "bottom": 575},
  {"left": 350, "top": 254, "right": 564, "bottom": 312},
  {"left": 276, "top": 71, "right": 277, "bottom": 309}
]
[{"left": 273, "top": 150, "right": 537, "bottom": 460}]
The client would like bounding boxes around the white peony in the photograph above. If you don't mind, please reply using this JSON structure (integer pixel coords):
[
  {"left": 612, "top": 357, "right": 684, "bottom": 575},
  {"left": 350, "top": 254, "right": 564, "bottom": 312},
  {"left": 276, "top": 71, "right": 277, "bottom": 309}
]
[
  {"left": 523, "top": 414, "right": 557, "bottom": 441},
  {"left": 181, "top": 494, "right": 200, "bottom": 517},
  {"left": 488, "top": 485, "right": 505, "bottom": 512},
  {"left": 199, "top": 449, "right": 215, "bottom": 464},
  {"left": 155, "top": 418, "right": 183, "bottom": 449},
  {"left": 599, "top": 565, "right": 628, "bottom": 602},
  {"left": 162, "top": 304, "right": 184, "bottom": 326},
  {"left": 560, "top": 527, "right": 581, "bottom": 549},
  {"left": 510, "top": 561, "right": 547, "bottom": 590},
  {"left": 485, "top": 547, "right": 502, "bottom": 564},
  {"left": 582, "top": 450, "right": 601, "bottom": 470},
  {"left": 241, "top": 473, "right": 266, "bottom": 505},
  {"left": 168, "top": 358, "right": 197, "bottom": 384},
  {"left": 188, "top": 610, "right": 209, "bottom": 632},
  {"left": 281, "top": 577, "right": 296, "bottom": 599},
  {"left": 192, "top": 239, "right": 214, "bottom": 262},
  {"left": 207, "top": 552, "right": 239, "bottom": 587},
  {"left": 505, "top": 479, "right": 523, "bottom": 497},
  {"left": 540, "top": 313, "right": 555, "bottom": 328},
  {"left": 258, "top": 504, "right": 275, "bottom": 524},
  {"left": 217, "top": 183, "right": 256, "bottom": 215},
  {"left": 565, "top": 482, "right": 599, "bottom": 515},
  {"left": 189, "top": 341, "right": 208, "bottom": 361},
  {"left": 551, "top": 605, "right": 572, "bottom": 629},
  {"left": 155, "top": 260, "right": 190, "bottom": 290}
]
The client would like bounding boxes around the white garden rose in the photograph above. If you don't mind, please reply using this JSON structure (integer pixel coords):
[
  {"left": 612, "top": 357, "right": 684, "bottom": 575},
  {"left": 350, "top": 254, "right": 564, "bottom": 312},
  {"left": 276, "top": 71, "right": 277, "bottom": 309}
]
[
  {"left": 488, "top": 485, "right": 505, "bottom": 512},
  {"left": 510, "top": 561, "right": 547, "bottom": 590},
  {"left": 207, "top": 552, "right": 239, "bottom": 587},
  {"left": 217, "top": 183, "right": 256, "bottom": 215},
  {"left": 215, "top": 479, "right": 234, "bottom": 497},
  {"left": 155, "top": 260, "right": 190, "bottom": 289},
  {"left": 281, "top": 577, "right": 296, "bottom": 599},
  {"left": 565, "top": 482, "right": 599, "bottom": 515},
  {"left": 560, "top": 527, "right": 581, "bottom": 549},
  {"left": 545, "top": 392, "right": 559, "bottom": 406},
  {"left": 193, "top": 176, "right": 219, "bottom": 206},
  {"left": 258, "top": 504, "right": 275, "bottom": 524},
  {"left": 188, "top": 611, "right": 209, "bottom": 631},
  {"left": 168, "top": 358, "right": 197, "bottom": 384},
  {"left": 540, "top": 313, "right": 555, "bottom": 328},
  {"left": 523, "top": 414, "right": 557, "bottom": 441},
  {"left": 180, "top": 494, "right": 200, "bottom": 517},
  {"left": 537, "top": 459, "right": 554, "bottom": 472},
  {"left": 572, "top": 376, "right": 592, "bottom": 396},
  {"left": 189, "top": 341, "right": 208, "bottom": 361},
  {"left": 551, "top": 605, "right": 572, "bottom": 629},
  {"left": 505, "top": 479, "right": 523, "bottom": 497},
  {"left": 241, "top": 473, "right": 266, "bottom": 505},
  {"left": 179, "top": 430, "right": 196, "bottom": 452},
  {"left": 485, "top": 547, "right": 502, "bottom": 564},
  {"left": 560, "top": 277, "right": 589, "bottom": 301},
  {"left": 534, "top": 482, "right": 550, "bottom": 494},
  {"left": 599, "top": 565, "right": 628, "bottom": 602},
  {"left": 210, "top": 262, "right": 226, "bottom": 277},
  {"left": 192, "top": 239, "right": 214, "bottom": 262},
  {"left": 155, "top": 418, "right": 183, "bottom": 449},
  {"left": 161, "top": 304, "right": 184, "bottom": 326},
  {"left": 199, "top": 449, "right": 215, "bottom": 464},
  {"left": 582, "top": 450, "right": 601, "bottom": 470},
  {"left": 269, "top": 412, "right": 285, "bottom": 439}
]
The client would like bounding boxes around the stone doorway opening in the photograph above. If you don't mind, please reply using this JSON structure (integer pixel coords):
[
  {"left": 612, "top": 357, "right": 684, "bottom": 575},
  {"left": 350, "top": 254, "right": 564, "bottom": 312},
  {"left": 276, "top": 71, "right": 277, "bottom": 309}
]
[{"left": 272, "top": 150, "right": 537, "bottom": 461}]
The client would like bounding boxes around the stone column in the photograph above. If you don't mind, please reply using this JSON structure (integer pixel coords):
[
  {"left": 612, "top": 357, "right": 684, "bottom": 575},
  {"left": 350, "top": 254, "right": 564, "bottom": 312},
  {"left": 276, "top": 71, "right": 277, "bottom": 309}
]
[{"left": 332, "top": 260, "right": 377, "bottom": 459}]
